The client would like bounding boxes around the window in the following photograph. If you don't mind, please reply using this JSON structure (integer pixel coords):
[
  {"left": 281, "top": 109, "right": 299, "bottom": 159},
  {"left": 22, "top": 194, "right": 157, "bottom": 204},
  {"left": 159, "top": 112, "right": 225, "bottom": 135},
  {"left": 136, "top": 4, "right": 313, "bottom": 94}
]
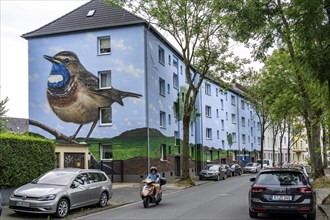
[
  {"left": 232, "top": 132, "right": 237, "bottom": 142},
  {"left": 167, "top": 83, "right": 170, "bottom": 94},
  {"left": 98, "top": 36, "right": 111, "bottom": 54},
  {"left": 241, "top": 100, "right": 245, "bottom": 109},
  {"left": 220, "top": 99, "right": 224, "bottom": 110},
  {"left": 180, "top": 65, "right": 183, "bottom": 74},
  {"left": 221, "top": 120, "right": 224, "bottom": 130},
  {"left": 168, "top": 114, "right": 171, "bottom": 125},
  {"left": 231, "top": 113, "right": 236, "bottom": 124},
  {"left": 216, "top": 88, "right": 219, "bottom": 97},
  {"left": 160, "top": 144, "right": 167, "bottom": 160},
  {"left": 206, "top": 128, "right": 212, "bottom": 139},
  {"left": 231, "top": 95, "right": 236, "bottom": 105},
  {"left": 205, "top": 83, "right": 211, "bottom": 95},
  {"left": 159, "top": 46, "right": 165, "bottom": 65},
  {"left": 226, "top": 112, "right": 228, "bottom": 120},
  {"left": 168, "top": 55, "right": 171, "bottom": 65},
  {"left": 101, "top": 144, "right": 112, "bottom": 160},
  {"left": 217, "top": 130, "right": 220, "bottom": 139},
  {"left": 257, "top": 122, "right": 261, "bottom": 130},
  {"left": 251, "top": 127, "right": 253, "bottom": 136},
  {"left": 159, "top": 78, "right": 165, "bottom": 96},
  {"left": 242, "top": 117, "right": 246, "bottom": 127},
  {"left": 100, "top": 108, "right": 112, "bottom": 125},
  {"left": 160, "top": 111, "right": 166, "bottom": 128},
  {"left": 221, "top": 140, "right": 225, "bottom": 148},
  {"left": 205, "top": 105, "right": 212, "bottom": 118},
  {"left": 98, "top": 70, "right": 111, "bottom": 89},
  {"left": 174, "top": 102, "right": 179, "bottom": 118},
  {"left": 206, "top": 151, "right": 211, "bottom": 162},
  {"left": 300, "top": 140, "right": 303, "bottom": 149},
  {"left": 173, "top": 56, "right": 178, "bottom": 68},
  {"left": 258, "top": 137, "right": 261, "bottom": 145},
  {"left": 216, "top": 109, "right": 219, "bottom": 118},
  {"left": 173, "top": 73, "right": 179, "bottom": 89},
  {"left": 242, "top": 134, "right": 246, "bottom": 144}
]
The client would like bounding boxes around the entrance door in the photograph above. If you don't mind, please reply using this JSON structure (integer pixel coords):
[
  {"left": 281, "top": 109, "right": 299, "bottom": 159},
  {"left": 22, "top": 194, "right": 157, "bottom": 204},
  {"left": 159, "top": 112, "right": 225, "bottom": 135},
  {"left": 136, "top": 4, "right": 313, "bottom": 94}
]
[{"left": 175, "top": 156, "right": 181, "bottom": 177}]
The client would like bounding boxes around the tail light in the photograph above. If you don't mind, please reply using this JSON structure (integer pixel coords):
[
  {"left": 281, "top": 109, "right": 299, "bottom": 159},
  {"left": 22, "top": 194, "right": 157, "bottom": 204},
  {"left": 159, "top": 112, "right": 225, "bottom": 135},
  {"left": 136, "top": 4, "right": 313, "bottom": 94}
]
[
  {"left": 297, "top": 187, "right": 313, "bottom": 193},
  {"left": 251, "top": 186, "right": 267, "bottom": 193}
]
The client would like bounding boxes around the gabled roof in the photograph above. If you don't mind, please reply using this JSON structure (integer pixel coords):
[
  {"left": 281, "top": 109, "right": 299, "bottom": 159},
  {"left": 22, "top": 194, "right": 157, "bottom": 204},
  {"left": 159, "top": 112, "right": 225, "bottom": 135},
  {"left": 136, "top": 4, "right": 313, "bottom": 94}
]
[{"left": 21, "top": 0, "right": 146, "bottom": 39}]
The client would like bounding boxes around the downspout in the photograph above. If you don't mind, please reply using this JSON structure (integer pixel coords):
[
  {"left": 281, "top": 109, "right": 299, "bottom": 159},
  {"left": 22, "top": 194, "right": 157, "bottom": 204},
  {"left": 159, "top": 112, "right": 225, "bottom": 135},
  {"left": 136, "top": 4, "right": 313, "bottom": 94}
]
[
  {"left": 237, "top": 94, "right": 240, "bottom": 163},
  {"left": 144, "top": 27, "right": 150, "bottom": 171}
]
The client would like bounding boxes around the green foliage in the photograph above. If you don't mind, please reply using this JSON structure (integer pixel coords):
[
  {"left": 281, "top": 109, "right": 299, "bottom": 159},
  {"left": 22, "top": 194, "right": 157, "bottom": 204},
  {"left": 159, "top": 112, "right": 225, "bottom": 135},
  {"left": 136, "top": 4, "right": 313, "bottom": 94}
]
[
  {"left": 0, "top": 133, "right": 55, "bottom": 187},
  {"left": 227, "top": 133, "right": 233, "bottom": 149},
  {"left": 0, "top": 97, "right": 9, "bottom": 133}
]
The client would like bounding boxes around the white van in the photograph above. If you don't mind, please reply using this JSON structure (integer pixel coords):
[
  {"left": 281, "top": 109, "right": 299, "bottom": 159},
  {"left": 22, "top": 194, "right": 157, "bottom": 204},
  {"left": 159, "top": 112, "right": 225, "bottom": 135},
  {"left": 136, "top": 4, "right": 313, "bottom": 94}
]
[{"left": 256, "top": 159, "right": 273, "bottom": 168}]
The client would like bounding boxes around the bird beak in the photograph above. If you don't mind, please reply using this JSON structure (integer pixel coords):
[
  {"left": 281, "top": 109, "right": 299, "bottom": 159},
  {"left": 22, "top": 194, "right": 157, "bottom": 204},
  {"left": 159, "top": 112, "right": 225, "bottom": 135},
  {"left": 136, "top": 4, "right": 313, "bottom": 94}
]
[{"left": 43, "top": 55, "right": 61, "bottom": 63}]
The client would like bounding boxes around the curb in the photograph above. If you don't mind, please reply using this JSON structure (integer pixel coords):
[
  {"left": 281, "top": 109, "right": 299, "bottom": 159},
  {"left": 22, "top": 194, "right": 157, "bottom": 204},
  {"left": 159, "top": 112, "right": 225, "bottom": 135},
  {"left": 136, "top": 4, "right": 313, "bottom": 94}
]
[{"left": 318, "top": 204, "right": 330, "bottom": 219}]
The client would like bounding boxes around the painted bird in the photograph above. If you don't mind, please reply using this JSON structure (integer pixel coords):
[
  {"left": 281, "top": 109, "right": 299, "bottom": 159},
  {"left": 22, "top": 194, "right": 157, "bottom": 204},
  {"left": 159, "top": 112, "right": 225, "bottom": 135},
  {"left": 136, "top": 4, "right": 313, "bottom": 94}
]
[{"left": 44, "top": 51, "right": 141, "bottom": 141}]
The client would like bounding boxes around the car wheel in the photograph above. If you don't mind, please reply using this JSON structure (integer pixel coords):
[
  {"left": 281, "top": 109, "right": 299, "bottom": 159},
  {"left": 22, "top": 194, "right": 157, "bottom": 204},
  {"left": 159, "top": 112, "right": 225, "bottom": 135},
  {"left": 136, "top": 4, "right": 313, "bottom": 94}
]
[
  {"left": 307, "top": 211, "right": 316, "bottom": 220},
  {"left": 238, "top": 171, "right": 241, "bottom": 176},
  {"left": 98, "top": 191, "right": 108, "bottom": 207},
  {"left": 249, "top": 209, "right": 258, "bottom": 218},
  {"left": 55, "top": 198, "right": 69, "bottom": 218},
  {"left": 199, "top": 177, "right": 203, "bottom": 181},
  {"left": 143, "top": 197, "right": 150, "bottom": 208}
]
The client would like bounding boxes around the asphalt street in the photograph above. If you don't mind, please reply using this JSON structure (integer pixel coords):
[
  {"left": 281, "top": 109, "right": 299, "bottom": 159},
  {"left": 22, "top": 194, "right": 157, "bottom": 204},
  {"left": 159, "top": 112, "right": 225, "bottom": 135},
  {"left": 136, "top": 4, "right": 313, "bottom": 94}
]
[{"left": 76, "top": 174, "right": 324, "bottom": 220}]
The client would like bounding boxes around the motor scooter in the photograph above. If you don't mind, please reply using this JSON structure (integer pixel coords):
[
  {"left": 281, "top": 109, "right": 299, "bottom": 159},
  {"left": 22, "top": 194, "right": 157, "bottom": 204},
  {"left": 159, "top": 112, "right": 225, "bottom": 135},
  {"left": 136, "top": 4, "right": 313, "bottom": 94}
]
[{"left": 140, "top": 178, "right": 166, "bottom": 208}]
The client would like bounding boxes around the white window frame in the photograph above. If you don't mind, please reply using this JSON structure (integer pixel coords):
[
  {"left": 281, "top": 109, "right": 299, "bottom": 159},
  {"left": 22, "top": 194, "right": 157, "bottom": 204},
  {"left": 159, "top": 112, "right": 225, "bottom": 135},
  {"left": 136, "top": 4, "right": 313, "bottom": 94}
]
[
  {"left": 173, "top": 73, "right": 179, "bottom": 89},
  {"left": 100, "top": 144, "right": 112, "bottom": 160},
  {"left": 160, "top": 144, "right": 167, "bottom": 161},
  {"left": 98, "top": 70, "right": 112, "bottom": 89},
  {"left": 231, "top": 95, "right": 236, "bottom": 105},
  {"left": 232, "top": 113, "right": 236, "bottom": 124},
  {"left": 160, "top": 111, "right": 166, "bottom": 128},
  {"left": 159, "top": 78, "right": 165, "bottom": 96},
  {"left": 98, "top": 36, "right": 111, "bottom": 55},
  {"left": 205, "top": 105, "right": 212, "bottom": 118},
  {"left": 242, "top": 117, "right": 246, "bottom": 127},
  {"left": 205, "top": 83, "right": 211, "bottom": 95},
  {"left": 206, "top": 128, "right": 212, "bottom": 139},
  {"left": 99, "top": 107, "right": 112, "bottom": 126},
  {"left": 159, "top": 46, "right": 165, "bottom": 65}
]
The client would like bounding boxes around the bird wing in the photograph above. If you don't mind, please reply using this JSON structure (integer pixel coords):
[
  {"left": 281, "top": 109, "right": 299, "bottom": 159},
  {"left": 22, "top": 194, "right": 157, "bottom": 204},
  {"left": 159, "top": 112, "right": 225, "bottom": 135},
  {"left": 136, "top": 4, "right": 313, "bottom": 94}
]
[{"left": 77, "top": 70, "right": 124, "bottom": 106}]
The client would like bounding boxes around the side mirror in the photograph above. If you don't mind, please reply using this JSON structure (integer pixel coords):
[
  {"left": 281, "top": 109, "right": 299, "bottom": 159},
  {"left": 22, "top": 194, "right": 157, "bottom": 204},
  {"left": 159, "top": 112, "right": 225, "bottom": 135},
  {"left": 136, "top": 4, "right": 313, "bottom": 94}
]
[
  {"left": 250, "top": 177, "right": 256, "bottom": 182},
  {"left": 71, "top": 182, "right": 79, "bottom": 189}
]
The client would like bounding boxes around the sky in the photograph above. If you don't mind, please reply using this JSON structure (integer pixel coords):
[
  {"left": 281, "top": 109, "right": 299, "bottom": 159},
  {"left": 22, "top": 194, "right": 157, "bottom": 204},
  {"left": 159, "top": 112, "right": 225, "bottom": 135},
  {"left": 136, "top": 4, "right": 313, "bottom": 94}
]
[
  {"left": 0, "top": 0, "right": 89, "bottom": 118},
  {"left": 0, "top": 0, "right": 260, "bottom": 119}
]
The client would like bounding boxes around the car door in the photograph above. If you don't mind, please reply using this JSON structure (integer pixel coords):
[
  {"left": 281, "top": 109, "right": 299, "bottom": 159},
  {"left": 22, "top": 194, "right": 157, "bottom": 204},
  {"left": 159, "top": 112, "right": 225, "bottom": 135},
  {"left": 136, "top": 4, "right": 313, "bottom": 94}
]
[
  {"left": 87, "top": 172, "right": 103, "bottom": 204},
  {"left": 68, "top": 173, "right": 91, "bottom": 208}
]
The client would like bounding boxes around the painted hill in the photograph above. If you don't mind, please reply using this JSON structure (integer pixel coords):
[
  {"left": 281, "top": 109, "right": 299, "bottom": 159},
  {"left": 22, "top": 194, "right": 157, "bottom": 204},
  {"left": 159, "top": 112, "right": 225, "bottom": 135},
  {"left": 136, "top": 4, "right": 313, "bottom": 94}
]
[{"left": 116, "top": 127, "right": 165, "bottom": 138}]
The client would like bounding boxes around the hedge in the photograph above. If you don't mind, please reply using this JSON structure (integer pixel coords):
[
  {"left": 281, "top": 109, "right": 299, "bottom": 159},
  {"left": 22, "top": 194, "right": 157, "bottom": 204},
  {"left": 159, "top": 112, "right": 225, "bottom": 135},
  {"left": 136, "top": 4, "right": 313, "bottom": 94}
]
[{"left": 0, "top": 133, "right": 55, "bottom": 188}]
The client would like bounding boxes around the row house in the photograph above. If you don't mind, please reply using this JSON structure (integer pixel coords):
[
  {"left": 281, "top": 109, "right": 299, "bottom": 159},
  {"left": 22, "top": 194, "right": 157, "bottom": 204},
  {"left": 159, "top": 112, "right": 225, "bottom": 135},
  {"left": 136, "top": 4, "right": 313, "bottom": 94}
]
[{"left": 22, "top": 0, "right": 261, "bottom": 182}]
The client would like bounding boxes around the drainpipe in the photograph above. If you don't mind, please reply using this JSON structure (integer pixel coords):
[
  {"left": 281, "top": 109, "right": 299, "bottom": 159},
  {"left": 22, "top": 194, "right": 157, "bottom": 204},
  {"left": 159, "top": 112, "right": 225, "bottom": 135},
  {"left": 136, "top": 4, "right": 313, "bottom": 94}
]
[{"left": 144, "top": 27, "right": 150, "bottom": 171}]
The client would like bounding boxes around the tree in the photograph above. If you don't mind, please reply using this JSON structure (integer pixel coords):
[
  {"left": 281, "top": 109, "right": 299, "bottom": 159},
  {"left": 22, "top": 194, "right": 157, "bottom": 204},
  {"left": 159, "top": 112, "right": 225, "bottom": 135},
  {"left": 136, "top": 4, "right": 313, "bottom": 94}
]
[
  {"left": 108, "top": 0, "right": 242, "bottom": 180},
  {"left": 224, "top": 0, "right": 327, "bottom": 177},
  {"left": 0, "top": 97, "right": 9, "bottom": 133}
]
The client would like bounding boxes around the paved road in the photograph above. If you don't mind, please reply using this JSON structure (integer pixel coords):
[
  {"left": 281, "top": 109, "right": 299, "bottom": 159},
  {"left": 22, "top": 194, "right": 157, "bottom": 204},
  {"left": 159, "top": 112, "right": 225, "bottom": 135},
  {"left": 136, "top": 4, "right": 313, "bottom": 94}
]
[{"left": 76, "top": 174, "right": 324, "bottom": 220}]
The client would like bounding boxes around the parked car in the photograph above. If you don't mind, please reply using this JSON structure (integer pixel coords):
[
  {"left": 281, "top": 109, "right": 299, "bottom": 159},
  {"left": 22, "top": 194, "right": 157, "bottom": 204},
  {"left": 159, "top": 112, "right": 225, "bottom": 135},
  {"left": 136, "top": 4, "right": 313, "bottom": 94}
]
[
  {"left": 257, "top": 159, "right": 273, "bottom": 168},
  {"left": 248, "top": 168, "right": 316, "bottom": 219},
  {"left": 243, "top": 163, "right": 261, "bottom": 173},
  {"left": 9, "top": 168, "right": 112, "bottom": 218},
  {"left": 221, "top": 164, "right": 233, "bottom": 178},
  {"left": 199, "top": 164, "right": 227, "bottom": 181},
  {"left": 227, "top": 163, "right": 242, "bottom": 176}
]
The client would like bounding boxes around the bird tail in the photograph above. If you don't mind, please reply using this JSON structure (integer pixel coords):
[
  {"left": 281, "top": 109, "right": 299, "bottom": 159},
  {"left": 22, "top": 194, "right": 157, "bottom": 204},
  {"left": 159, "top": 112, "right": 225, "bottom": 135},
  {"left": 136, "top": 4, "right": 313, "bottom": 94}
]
[{"left": 119, "top": 90, "right": 142, "bottom": 99}]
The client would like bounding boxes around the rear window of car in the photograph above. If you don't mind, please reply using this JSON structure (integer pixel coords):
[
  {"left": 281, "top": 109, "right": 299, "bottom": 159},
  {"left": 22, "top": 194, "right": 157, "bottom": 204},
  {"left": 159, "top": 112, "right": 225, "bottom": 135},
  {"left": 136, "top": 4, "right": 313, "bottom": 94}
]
[{"left": 256, "top": 172, "right": 307, "bottom": 186}]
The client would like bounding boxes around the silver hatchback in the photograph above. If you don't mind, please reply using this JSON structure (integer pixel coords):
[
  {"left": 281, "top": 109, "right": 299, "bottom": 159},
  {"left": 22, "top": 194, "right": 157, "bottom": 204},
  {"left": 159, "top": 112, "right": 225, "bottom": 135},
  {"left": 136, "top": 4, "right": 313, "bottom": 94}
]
[{"left": 9, "top": 168, "right": 112, "bottom": 218}]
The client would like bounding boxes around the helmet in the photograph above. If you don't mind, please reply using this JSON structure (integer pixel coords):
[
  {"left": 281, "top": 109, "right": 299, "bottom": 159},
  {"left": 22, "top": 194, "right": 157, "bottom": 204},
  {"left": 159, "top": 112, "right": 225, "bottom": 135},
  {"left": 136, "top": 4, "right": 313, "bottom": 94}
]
[{"left": 150, "top": 166, "right": 157, "bottom": 172}]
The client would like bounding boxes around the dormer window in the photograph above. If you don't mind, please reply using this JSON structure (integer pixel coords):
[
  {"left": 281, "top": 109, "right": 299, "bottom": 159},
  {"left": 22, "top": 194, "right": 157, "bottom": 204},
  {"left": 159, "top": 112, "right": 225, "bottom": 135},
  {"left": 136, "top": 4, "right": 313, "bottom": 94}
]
[{"left": 87, "top": 10, "right": 96, "bottom": 17}]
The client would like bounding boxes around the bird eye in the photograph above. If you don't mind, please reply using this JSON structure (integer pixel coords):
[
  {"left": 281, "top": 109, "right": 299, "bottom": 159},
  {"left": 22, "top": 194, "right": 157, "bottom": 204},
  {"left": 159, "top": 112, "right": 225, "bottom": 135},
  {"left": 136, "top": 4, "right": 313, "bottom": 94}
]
[{"left": 64, "top": 58, "right": 70, "bottom": 64}]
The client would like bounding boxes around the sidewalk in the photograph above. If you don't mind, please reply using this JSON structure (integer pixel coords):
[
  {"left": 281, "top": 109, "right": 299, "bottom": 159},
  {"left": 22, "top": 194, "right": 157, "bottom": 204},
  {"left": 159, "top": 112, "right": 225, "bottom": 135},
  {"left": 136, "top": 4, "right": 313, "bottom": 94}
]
[{"left": 316, "top": 169, "right": 330, "bottom": 219}]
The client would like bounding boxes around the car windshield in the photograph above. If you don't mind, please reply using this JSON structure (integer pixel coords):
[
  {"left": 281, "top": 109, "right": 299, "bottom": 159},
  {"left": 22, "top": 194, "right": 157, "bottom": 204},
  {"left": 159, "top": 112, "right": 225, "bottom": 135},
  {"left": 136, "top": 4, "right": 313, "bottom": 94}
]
[
  {"left": 256, "top": 172, "right": 307, "bottom": 186},
  {"left": 204, "top": 165, "right": 218, "bottom": 171},
  {"left": 32, "top": 171, "right": 76, "bottom": 186}
]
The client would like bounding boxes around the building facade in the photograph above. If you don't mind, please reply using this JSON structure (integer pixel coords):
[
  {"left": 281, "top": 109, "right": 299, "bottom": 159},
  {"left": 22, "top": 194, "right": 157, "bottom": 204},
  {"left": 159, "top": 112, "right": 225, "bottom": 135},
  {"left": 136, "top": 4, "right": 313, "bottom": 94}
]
[{"left": 22, "top": 0, "right": 261, "bottom": 181}]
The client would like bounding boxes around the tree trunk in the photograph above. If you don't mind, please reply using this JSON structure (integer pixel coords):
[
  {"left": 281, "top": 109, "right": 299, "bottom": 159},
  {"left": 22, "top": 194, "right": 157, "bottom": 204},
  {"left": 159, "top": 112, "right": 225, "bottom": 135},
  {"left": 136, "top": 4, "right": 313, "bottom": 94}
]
[
  {"left": 310, "top": 122, "right": 325, "bottom": 177},
  {"left": 182, "top": 113, "right": 191, "bottom": 180},
  {"left": 322, "top": 127, "right": 328, "bottom": 168}
]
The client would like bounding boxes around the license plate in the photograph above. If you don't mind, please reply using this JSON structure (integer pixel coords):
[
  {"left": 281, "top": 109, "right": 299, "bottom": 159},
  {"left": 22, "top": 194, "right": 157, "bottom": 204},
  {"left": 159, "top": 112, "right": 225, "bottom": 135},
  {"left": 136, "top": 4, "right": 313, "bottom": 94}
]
[
  {"left": 16, "top": 201, "right": 30, "bottom": 207},
  {"left": 204, "top": 175, "right": 210, "bottom": 177},
  {"left": 272, "top": 195, "right": 292, "bottom": 201}
]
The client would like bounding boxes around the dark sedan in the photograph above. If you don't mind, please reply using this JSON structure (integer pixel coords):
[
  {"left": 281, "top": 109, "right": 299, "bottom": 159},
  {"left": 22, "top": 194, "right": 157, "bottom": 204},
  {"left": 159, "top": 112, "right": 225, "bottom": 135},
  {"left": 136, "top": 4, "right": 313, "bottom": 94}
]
[
  {"left": 199, "top": 164, "right": 227, "bottom": 181},
  {"left": 248, "top": 168, "right": 316, "bottom": 219}
]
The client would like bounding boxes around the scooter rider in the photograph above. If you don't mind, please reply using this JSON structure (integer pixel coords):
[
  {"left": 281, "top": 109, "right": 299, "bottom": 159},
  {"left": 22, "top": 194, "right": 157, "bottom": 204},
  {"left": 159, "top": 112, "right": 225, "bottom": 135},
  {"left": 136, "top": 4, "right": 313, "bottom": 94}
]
[{"left": 146, "top": 166, "right": 161, "bottom": 199}]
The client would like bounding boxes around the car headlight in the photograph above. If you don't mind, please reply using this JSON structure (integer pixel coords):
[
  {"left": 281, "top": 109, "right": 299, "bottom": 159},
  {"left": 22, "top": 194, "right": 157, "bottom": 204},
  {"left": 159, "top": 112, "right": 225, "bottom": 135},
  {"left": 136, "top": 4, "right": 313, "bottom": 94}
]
[{"left": 37, "top": 194, "right": 56, "bottom": 201}]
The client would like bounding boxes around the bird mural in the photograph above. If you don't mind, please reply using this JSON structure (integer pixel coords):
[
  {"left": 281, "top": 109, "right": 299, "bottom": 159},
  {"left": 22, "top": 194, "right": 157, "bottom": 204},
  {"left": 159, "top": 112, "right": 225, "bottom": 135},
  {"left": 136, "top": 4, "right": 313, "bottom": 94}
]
[{"left": 44, "top": 51, "right": 142, "bottom": 142}]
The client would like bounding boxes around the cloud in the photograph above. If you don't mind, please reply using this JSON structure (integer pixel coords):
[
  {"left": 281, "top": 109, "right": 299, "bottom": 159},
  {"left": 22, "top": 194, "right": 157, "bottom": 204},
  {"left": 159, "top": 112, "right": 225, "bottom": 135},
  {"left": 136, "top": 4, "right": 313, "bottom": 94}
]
[
  {"left": 111, "top": 59, "right": 142, "bottom": 78},
  {"left": 112, "top": 39, "right": 133, "bottom": 51}
]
